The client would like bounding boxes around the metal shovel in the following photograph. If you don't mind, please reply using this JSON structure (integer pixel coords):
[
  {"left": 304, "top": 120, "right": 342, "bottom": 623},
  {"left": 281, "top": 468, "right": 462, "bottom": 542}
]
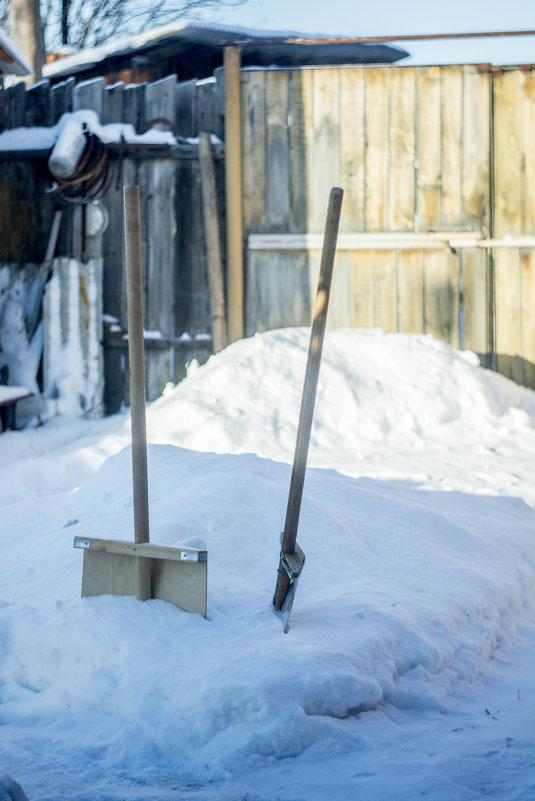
[{"left": 272, "top": 187, "right": 343, "bottom": 631}]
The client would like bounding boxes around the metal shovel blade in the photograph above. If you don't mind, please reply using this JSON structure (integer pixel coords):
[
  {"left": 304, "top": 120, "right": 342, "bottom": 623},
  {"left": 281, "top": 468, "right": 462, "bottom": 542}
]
[{"left": 272, "top": 543, "right": 305, "bottom": 633}]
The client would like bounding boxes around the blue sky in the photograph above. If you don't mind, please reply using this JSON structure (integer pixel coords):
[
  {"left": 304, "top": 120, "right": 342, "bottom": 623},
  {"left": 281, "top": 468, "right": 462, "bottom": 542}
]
[{"left": 204, "top": 0, "right": 534, "bottom": 64}]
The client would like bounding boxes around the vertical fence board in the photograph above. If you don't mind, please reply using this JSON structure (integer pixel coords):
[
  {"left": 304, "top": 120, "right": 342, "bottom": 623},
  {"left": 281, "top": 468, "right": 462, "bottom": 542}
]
[
  {"left": 448, "top": 249, "right": 461, "bottom": 348},
  {"left": 339, "top": 69, "right": 366, "bottom": 231},
  {"left": 7, "top": 82, "right": 26, "bottom": 128},
  {"left": 144, "top": 74, "right": 177, "bottom": 125},
  {"left": 462, "top": 68, "right": 490, "bottom": 231},
  {"left": 373, "top": 250, "right": 397, "bottom": 331},
  {"left": 327, "top": 251, "right": 351, "bottom": 328},
  {"left": 264, "top": 71, "right": 290, "bottom": 230},
  {"left": 495, "top": 249, "right": 523, "bottom": 383},
  {"left": 520, "top": 71, "right": 535, "bottom": 233},
  {"left": 365, "top": 69, "right": 390, "bottom": 231},
  {"left": 26, "top": 80, "right": 52, "bottom": 126},
  {"left": 73, "top": 78, "right": 104, "bottom": 117},
  {"left": 441, "top": 67, "right": 463, "bottom": 229},
  {"left": 310, "top": 69, "right": 341, "bottom": 231},
  {"left": 416, "top": 67, "right": 442, "bottom": 230},
  {"left": 389, "top": 69, "right": 415, "bottom": 231},
  {"left": 494, "top": 71, "right": 523, "bottom": 238},
  {"left": 175, "top": 78, "right": 198, "bottom": 137},
  {"left": 462, "top": 248, "right": 488, "bottom": 356},
  {"left": 350, "top": 250, "right": 374, "bottom": 329},
  {"left": 242, "top": 71, "right": 266, "bottom": 231},
  {"left": 102, "top": 81, "right": 125, "bottom": 124},
  {"left": 520, "top": 250, "right": 535, "bottom": 387},
  {"left": 50, "top": 77, "right": 75, "bottom": 123},
  {"left": 123, "top": 83, "right": 145, "bottom": 131},
  {"left": 197, "top": 78, "right": 224, "bottom": 139},
  {"left": 398, "top": 249, "right": 424, "bottom": 333},
  {"left": 289, "top": 69, "right": 310, "bottom": 232},
  {"left": 424, "top": 250, "right": 451, "bottom": 341}
]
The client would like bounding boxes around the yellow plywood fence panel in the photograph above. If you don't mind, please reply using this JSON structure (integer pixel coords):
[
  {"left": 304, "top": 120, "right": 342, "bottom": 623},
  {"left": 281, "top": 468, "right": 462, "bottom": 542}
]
[{"left": 241, "top": 65, "right": 534, "bottom": 389}]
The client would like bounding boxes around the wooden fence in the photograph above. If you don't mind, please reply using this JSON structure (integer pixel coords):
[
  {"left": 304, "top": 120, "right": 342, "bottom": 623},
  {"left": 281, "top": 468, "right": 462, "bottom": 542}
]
[
  {"left": 1, "top": 62, "right": 534, "bottom": 420},
  {"left": 242, "top": 65, "right": 535, "bottom": 389},
  {"left": 0, "top": 72, "right": 226, "bottom": 413}
]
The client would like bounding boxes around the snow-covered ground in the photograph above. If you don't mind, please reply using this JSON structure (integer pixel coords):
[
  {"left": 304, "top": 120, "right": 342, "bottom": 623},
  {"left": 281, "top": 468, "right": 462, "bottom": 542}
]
[{"left": 0, "top": 328, "right": 534, "bottom": 801}]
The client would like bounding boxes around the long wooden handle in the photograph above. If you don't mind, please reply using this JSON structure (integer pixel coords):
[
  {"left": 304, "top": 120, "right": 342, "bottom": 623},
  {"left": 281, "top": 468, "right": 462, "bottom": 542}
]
[
  {"left": 124, "top": 186, "right": 151, "bottom": 600},
  {"left": 273, "top": 188, "right": 343, "bottom": 612},
  {"left": 280, "top": 187, "right": 343, "bottom": 555}
]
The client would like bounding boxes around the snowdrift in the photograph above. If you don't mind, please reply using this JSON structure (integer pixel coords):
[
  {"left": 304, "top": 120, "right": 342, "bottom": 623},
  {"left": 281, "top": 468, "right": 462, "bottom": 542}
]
[{"left": 1, "top": 330, "right": 534, "bottom": 791}]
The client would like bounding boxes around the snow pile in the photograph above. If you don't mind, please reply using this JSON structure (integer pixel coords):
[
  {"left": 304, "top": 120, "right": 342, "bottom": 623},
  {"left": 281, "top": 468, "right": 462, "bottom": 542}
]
[
  {"left": 2, "top": 446, "right": 534, "bottom": 777},
  {"left": 148, "top": 328, "right": 535, "bottom": 502},
  {"left": 0, "top": 329, "right": 534, "bottom": 799}
]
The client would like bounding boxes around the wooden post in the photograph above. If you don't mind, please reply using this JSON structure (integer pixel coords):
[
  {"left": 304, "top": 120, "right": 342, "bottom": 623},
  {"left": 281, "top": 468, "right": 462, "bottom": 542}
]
[
  {"left": 224, "top": 46, "right": 244, "bottom": 343},
  {"left": 273, "top": 188, "right": 343, "bottom": 612},
  {"left": 199, "top": 131, "right": 228, "bottom": 352},
  {"left": 124, "top": 185, "right": 151, "bottom": 601}
]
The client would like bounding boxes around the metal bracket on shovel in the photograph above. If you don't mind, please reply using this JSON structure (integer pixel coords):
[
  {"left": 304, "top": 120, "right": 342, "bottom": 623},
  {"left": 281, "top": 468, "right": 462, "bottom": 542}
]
[
  {"left": 272, "top": 187, "right": 343, "bottom": 631},
  {"left": 274, "top": 542, "right": 305, "bottom": 633}
]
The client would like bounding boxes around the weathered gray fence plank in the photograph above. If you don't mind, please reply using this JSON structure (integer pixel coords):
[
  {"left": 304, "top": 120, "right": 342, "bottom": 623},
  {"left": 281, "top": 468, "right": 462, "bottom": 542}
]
[{"left": 73, "top": 77, "right": 105, "bottom": 117}]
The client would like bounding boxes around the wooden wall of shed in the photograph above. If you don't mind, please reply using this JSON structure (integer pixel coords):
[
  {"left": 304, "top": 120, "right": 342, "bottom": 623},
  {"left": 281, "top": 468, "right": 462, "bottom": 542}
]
[{"left": 242, "top": 64, "right": 535, "bottom": 390}]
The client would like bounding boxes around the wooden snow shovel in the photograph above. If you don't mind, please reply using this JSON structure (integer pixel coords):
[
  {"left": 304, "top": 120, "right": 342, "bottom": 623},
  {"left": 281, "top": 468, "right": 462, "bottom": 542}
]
[
  {"left": 73, "top": 186, "right": 207, "bottom": 616},
  {"left": 272, "top": 187, "right": 343, "bottom": 632}
]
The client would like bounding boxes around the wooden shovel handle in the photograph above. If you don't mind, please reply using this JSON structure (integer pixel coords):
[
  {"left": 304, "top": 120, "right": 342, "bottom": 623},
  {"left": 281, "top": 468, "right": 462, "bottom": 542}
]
[
  {"left": 273, "top": 187, "right": 343, "bottom": 612},
  {"left": 281, "top": 187, "right": 343, "bottom": 555},
  {"left": 124, "top": 186, "right": 150, "bottom": 549}
]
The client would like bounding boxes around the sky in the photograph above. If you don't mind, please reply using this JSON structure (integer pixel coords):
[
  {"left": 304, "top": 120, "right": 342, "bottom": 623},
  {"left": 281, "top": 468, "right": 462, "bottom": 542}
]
[{"left": 205, "top": 0, "right": 534, "bottom": 65}]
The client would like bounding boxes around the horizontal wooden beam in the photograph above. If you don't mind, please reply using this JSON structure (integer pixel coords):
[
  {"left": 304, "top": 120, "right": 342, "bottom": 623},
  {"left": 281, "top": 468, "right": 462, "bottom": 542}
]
[
  {"left": 0, "top": 143, "right": 225, "bottom": 162},
  {"left": 74, "top": 536, "right": 207, "bottom": 562},
  {"left": 248, "top": 232, "right": 535, "bottom": 251},
  {"left": 104, "top": 334, "right": 212, "bottom": 350}
]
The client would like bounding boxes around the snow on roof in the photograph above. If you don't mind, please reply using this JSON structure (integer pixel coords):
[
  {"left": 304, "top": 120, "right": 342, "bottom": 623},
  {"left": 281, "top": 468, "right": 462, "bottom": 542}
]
[
  {"left": 43, "top": 20, "right": 407, "bottom": 78},
  {"left": 0, "top": 28, "right": 33, "bottom": 76}
]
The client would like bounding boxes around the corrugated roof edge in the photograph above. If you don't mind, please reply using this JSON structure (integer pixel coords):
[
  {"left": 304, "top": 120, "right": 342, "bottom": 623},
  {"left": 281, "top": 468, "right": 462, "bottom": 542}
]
[{"left": 43, "top": 20, "right": 408, "bottom": 78}]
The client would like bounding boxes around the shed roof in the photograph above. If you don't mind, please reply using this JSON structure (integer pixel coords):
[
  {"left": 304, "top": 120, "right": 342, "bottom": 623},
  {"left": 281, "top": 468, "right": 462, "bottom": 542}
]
[
  {"left": 43, "top": 21, "right": 408, "bottom": 82},
  {"left": 0, "top": 29, "right": 33, "bottom": 76}
]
